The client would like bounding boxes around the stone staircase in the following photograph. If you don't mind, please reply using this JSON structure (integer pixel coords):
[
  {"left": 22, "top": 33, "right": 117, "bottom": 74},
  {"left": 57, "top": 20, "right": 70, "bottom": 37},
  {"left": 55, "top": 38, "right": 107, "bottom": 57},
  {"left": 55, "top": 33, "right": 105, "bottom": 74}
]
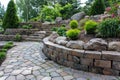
[{"left": 24, "top": 31, "right": 48, "bottom": 42}]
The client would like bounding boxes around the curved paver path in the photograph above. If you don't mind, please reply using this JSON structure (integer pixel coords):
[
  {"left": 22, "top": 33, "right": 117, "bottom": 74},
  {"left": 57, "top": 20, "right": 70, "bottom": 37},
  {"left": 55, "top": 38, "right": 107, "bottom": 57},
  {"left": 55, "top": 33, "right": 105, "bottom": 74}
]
[{"left": 0, "top": 42, "right": 119, "bottom": 80}]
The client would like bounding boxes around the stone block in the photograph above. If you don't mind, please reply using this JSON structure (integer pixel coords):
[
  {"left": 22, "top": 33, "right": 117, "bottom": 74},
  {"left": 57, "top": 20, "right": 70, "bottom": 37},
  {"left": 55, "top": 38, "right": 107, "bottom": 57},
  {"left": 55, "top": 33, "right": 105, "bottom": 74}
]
[
  {"left": 89, "top": 66, "right": 103, "bottom": 74},
  {"left": 68, "top": 55, "right": 73, "bottom": 61},
  {"left": 94, "top": 60, "right": 111, "bottom": 68},
  {"left": 73, "top": 56, "right": 80, "bottom": 64},
  {"left": 103, "top": 68, "right": 119, "bottom": 76},
  {"left": 84, "top": 51, "right": 101, "bottom": 59},
  {"left": 112, "top": 61, "right": 120, "bottom": 70},
  {"left": 71, "top": 50, "right": 84, "bottom": 57},
  {"left": 102, "top": 51, "right": 120, "bottom": 61},
  {"left": 80, "top": 58, "right": 93, "bottom": 66}
]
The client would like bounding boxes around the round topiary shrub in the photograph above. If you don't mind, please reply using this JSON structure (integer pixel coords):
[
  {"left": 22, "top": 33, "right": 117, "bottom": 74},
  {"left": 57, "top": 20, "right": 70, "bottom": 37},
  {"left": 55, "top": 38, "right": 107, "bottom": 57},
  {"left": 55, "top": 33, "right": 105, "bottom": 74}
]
[
  {"left": 97, "top": 18, "right": 120, "bottom": 38},
  {"left": 84, "top": 20, "right": 98, "bottom": 34},
  {"left": 66, "top": 29, "right": 80, "bottom": 40},
  {"left": 70, "top": 20, "right": 78, "bottom": 29}
]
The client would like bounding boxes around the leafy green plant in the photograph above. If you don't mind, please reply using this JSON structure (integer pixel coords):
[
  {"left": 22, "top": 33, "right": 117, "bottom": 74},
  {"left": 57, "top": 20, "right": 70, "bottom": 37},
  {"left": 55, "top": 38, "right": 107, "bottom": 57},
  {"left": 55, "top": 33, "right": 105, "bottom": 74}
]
[
  {"left": 7, "top": 41, "right": 13, "bottom": 45},
  {"left": 14, "top": 33, "right": 22, "bottom": 42},
  {"left": 0, "top": 49, "right": 7, "bottom": 52},
  {"left": 3, "top": 43, "right": 13, "bottom": 49},
  {"left": 84, "top": 20, "right": 98, "bottom": 34},
  {"left": 40, "top": 3, "right": 62, "bottom": 22},
  {"left": 66, "top": 29, "right": 80, "bottom": 40},
  {"left": 57, "top": 27, "right": 67, "bottom": 36},
  {"left": 70, "top": 20, "right": 78, "bottom": 29},
  {"left": 22, "top": 24, "right": 32, "bottom": 29},
  {"left": 0, "top": 52, "right": 6, "bottom": 60},
  {"left": 51, "top": 27, "right": 58, "bottom": 32},
  {"left": 97, "top": 18, "right": 120, "bottom": 38}
]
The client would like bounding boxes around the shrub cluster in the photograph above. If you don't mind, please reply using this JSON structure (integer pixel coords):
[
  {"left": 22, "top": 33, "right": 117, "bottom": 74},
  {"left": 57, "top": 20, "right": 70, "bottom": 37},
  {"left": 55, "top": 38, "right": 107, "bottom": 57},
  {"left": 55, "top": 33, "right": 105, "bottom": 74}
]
[
  {"left": 84, "top": 20, "right": 98, "bottom": 34},
  {"left": 14, "top": 33, "right": 22, "bottom": 42},
  {"left": 97, "top": 18, "right": 120, "bottom": 38},
  {"left": 22, "top": 24, "right": 32, "bottom": 29},
  {"left": 0, "top": 41, "right": 14, "bottom": 62},
  {"left": 70, "top": 20, "right": 78, "bottom": 29},
  {"left": 66, "top": 29, "right": 80, "bottom": 40},
  {"left": 51, "top": 25, "right": 67, "bottom": 36}
]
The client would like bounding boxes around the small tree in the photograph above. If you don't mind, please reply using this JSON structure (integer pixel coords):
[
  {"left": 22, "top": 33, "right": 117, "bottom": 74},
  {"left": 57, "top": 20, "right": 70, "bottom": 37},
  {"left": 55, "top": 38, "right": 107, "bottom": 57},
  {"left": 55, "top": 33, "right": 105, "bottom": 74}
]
[
  {"left": 2, "top": 0, "right": 19, "bottom": 29},
  {"left": 90, "top": 0, "right": 105, "bottom": 15}
]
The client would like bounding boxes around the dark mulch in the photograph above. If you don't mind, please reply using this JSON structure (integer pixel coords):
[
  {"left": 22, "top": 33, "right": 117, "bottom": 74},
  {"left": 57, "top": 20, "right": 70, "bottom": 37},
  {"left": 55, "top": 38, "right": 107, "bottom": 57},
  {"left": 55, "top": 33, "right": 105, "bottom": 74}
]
[{"left": 0, "top": 57, "right": 6, "bottom": 66}]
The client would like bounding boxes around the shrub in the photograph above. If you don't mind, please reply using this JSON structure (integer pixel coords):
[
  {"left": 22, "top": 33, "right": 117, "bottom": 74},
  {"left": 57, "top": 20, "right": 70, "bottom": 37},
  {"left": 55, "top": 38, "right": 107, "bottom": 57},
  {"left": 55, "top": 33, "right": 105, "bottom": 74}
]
[
  {"left": 84, "top": 20, "right": 98, "bottom": 34},
  {"left": 51, "top": 27, "right": 58, "bottom": 32},
  {"left": 57, "top": 27, "right": 67, "bottom": 36},
  {"left": 3, "top": 43, "right": 13, "bottom": 49},
  {"left": 97, "top": 18, "right": 120, "bottom": 38},
  {"left": 90, "top": 0, "right": 105, "bottom": 15},
  {"left": 7, "top": 41, "right": 13, "bottom": 45},
  {"left": 0, "top": 52, "right": 6, "bottom": 60},
  {"left": 0, "top": 49, "right": 7, "bottom": 52},
  {"left": 22, "top": 24, "right": 32, "bottom": 29},
  {"left": 14, "top": 33, "right": 22, "bottom": 42},
  {"left": 2, "top": 0, "right": 19, "bottom": 29},
  {"left": 70, "top": 20, "right": 78, "bottom": 29},
  {"left": 66, "top": 29, "right": 80, "bottom": 40}
]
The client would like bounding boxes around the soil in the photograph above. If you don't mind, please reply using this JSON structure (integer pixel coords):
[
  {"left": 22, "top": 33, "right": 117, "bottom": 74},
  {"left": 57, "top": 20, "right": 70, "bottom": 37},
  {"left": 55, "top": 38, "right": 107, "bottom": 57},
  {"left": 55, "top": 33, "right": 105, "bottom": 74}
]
[
  {"left": 79, "top": 31, "right": 120, "bottom": 43},
  {"left": 0, "top": 57, "right": 6, "bottom": 66}
]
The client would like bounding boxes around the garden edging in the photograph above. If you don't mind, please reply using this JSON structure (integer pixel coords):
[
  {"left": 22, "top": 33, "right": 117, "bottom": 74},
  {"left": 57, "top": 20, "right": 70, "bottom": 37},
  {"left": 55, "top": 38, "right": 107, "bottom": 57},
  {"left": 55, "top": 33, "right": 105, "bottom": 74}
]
[{"left": 43, "top": 37, "right": 120, "bottom": 76}]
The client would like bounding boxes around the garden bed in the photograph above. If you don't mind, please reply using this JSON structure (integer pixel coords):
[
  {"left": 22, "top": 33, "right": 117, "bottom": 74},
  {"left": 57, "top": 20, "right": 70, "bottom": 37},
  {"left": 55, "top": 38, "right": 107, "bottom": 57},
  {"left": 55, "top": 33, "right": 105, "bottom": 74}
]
[{"left": 43, "top": 37, "right": 120, "bottom": 76}]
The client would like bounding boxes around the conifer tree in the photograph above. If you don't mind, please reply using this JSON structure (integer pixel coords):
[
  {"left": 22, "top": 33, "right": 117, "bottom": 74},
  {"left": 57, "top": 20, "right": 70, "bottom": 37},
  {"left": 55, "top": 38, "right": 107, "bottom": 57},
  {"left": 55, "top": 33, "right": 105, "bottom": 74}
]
[
  {"left": 90, "top": 0, "right": 105, "bottom": 15},
  {"left": 2, "top": 0, "right": 19, "bottom": 29}
]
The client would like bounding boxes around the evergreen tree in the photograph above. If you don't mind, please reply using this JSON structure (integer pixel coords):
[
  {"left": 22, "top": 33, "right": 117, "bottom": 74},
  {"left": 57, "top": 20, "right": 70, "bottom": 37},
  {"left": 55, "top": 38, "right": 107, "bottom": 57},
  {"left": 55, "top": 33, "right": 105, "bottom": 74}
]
[
  {"left": 2, "top": 0, "right": 19, "bottom": 29},
  {"left": 90, "top": 0, "right": 105, "bottom": 15}
]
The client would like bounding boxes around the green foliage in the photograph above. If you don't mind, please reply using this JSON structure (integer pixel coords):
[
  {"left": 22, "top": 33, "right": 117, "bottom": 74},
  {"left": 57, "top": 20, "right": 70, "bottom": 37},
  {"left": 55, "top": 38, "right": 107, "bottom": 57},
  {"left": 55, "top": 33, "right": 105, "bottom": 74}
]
[
  {"left": 60, "top": 3, "right": 78, "bottom": 19},
  {"left": 2, "top": 0, "right": 19, "bottom": 29},
  {"left": 66, "top": 29, "right": 80, "bottom": 40},
  {"left": 40, "top": 3, "right": 62, "bottom": 22},
  {"left": 22, "top": 24, "right": 32, "bottom": 29},
  {"left": 97, "top": 18, "right": 120, "bottom": 38},
  {"left": 7, "top": 41, "right": 13, "bottom": 45},
  {"left": 84, "top": 20, "right": 98, "bottom": 34},
  {"left": 14, "top": 33, "right": 22, "bottom": 41},
  {"left": 70, "top": 20, "right": 78, "bottom": 29},
  {"left": 0, "top": 52, "right": 6, "bottom": 60},
  {"left": 57, "top": 27, "right": 67, "bottom": 36},
  {"left": 0, "top": 49, "right": 7, "bottom": 52},
  {"left": 90, "top": 0, "right": 105, "bottom": 15},
  {"left": 0, "top": 2, "right": 5, "bottom": 20},
  {"left": 3, "top": 43, "right": 13, "bottom": 49},
  {"left": 51, "top": 27, "right": 58, "bottom": 32}
]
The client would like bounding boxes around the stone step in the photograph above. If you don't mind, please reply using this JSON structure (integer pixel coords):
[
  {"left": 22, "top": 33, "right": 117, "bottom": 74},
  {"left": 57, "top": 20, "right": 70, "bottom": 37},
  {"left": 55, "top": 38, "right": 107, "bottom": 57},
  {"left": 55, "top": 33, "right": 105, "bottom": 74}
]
[
  {"left": 27, "top": 35, "right": 45, "bottom": 39},
  {"left": 24, "top": 38, "right": 42, "bottom": 42}
]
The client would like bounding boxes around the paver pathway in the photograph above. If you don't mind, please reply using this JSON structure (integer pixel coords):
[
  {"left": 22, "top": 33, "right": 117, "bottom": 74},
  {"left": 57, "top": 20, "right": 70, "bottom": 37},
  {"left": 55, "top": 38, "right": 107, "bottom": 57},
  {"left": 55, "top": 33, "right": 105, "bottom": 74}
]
[{"left": 0, "top": 42, "right": 119, "bottom": 80}]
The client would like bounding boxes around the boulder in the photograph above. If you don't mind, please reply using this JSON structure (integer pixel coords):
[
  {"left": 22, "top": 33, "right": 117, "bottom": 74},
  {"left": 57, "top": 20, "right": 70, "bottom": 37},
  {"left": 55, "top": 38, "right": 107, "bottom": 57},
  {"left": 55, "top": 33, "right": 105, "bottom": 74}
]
[
  {"left": 49, "top": 32, "right": 59, "bottom": 43},
  {"left": 71, "top": 12, "right": 86, "bottom": 21},
  {"left": 108, "top": 42, "right": 120, "bottom": 51},
  {"left": 84, "top": 38, "right": 107, "bottom": 51},
  {"left": 55, "top": 36, "right": 67, "bottom": 44},
  {"left": 66, "top": 40, "right": 85, "bottom": 49},
  {"left": 55, "top": 17, "right": 62, "bottom": 23},
  {"left": 57, "top": 40, "right": 68, "bottom": 46}
]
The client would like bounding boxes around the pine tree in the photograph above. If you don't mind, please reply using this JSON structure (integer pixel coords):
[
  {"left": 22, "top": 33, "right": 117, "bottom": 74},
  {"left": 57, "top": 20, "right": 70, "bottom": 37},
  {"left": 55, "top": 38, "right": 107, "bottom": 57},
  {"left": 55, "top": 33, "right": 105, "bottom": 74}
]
[
  {"left": 2, "top": 0, "right": 19, "bottom": 29},
  {"left": 90, "top": 0, "right": 105, "bottom": 15}
]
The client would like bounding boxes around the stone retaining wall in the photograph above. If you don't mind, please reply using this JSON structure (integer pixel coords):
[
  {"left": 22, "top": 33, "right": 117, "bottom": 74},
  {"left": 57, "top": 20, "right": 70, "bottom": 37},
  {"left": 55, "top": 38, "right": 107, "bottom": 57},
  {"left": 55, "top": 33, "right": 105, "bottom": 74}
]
[
  {"left": 43, "top": 37, "right": 120, "bottom": 76},
  {"left": 5, "top": 29, "right": 39, "bottom": 35}
]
